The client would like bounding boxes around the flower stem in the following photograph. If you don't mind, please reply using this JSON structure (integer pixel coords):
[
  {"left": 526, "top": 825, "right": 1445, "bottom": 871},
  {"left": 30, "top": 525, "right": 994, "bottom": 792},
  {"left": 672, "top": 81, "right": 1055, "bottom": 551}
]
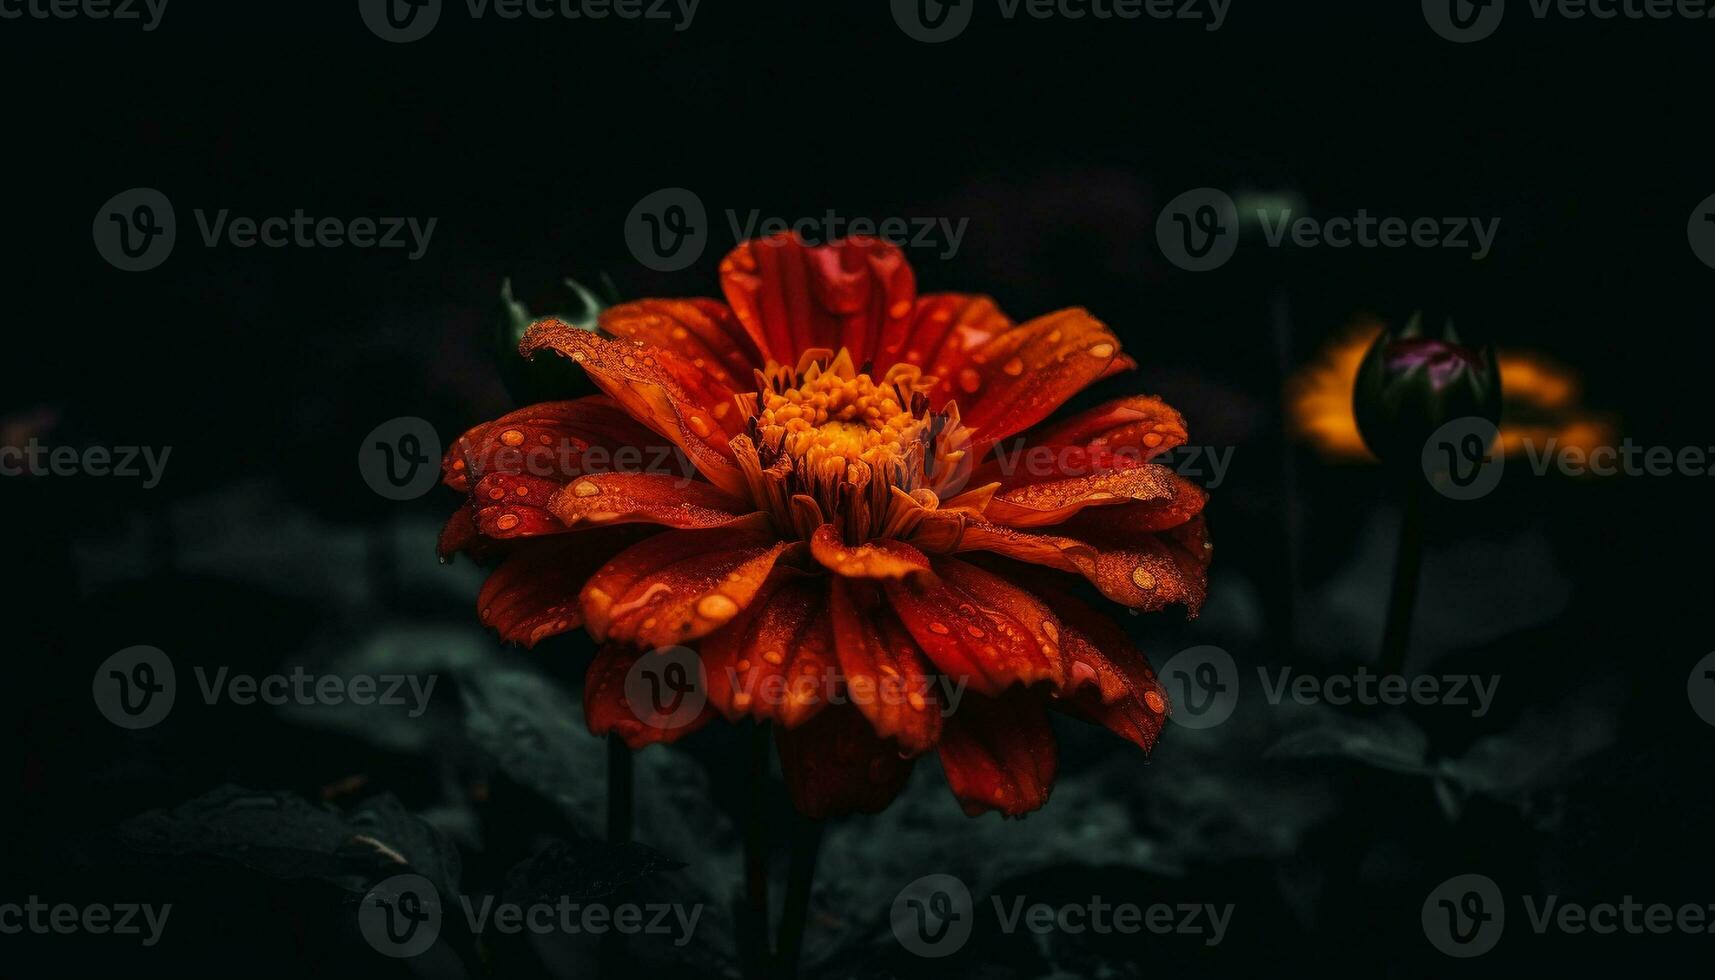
[
  {"left": 774, "top": 814, "right": 824, "bottom": 980},
  {"left": 605, "top": 733, "right": 632, "bottom": 844},
  {"left": 741, "top": 721, "right": 773, "bottom": 978},
  {"left": 1379, "top": 478, "right": 1425, "bottom": 677}
]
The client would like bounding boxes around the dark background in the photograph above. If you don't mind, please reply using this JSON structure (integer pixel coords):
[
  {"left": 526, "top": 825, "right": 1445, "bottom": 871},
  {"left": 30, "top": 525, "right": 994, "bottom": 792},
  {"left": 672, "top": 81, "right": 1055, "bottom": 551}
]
[{"left": 4, "top": 2, "right": 1712, "bottom": 977}]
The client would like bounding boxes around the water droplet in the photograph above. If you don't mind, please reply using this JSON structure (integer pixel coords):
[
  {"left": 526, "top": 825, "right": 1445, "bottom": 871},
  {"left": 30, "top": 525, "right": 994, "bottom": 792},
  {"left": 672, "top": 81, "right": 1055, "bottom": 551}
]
[
  {"left": 763, "top": 649, "right": 784, "bottom": 665},
  {"left": 1041, "top": 621, "right": 1059, "bottom": 643},
  {"left": 889, "top": 299, "right": 912, "bottom": 319},
  {"left": 1088, "top": 343, "right": 1115, "bottom": 358},
  {"left": 1070, "top": 661, "right": 1098, "bottom": 686},
  {"left": 1131, "top": 567, "right": 1157, "bottom": 591},
  {"left": 1142, "top": 432, "right": 1164, "bottom": 448},
  {"left": 907, "top": 691, "right": 927, "bottom": 711},
  {"left": 958, "top": 368, "right": 982, "bottom": 393},
  {"left": 573, "top": 480, "right": 601, "bottom": 498},
  {"left": 688, "top": 415, "right": 712, "bottom": 438},
  {"left": 697, "top": 594, "right": 739, "bottom": 621},
  {"left": 500, "top": 429, "right": 525, "bottom": 446},
  {"left": 929, "top": 622, "right": 951, "bottom": 635},
  {"left": 1144, "top": 690, "right": 1166, "bottom": 714},
  {"left": 487, "top": 487, "right": 505, "bottom": 500},
  {"left": 732, "top": 692, "right": 753, "bottom": 709},
  {"left": 1002, "top": 357, "right": 1024, "bottom": 377},
  {"left": 495, "top": 513, "right": 521, "bottom": 531},
  {"left": 966, "top": 625, "right": 985, "bottom": 639}
]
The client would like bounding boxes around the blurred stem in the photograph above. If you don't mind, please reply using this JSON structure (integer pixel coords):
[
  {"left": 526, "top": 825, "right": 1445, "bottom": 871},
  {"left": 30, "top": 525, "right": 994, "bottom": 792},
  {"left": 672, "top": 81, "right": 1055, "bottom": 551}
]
[
  {"left": 606, "top": 734, "right": 632, "bottom": 844},
  {"left": 742, "top": 722, "right": 772, "bottom": 978},
  {"left": 1379, "top": 478, "right": 1425, "bottom": 676},
  {"left": 775, "top": 815, "right": 824, "bottom": 980}
]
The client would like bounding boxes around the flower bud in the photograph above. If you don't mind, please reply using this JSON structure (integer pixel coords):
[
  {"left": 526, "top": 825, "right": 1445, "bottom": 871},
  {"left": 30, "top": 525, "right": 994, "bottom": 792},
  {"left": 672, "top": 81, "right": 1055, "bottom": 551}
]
[{"left": 1353, "top": 310, "right": 1502, "bottom": 470}]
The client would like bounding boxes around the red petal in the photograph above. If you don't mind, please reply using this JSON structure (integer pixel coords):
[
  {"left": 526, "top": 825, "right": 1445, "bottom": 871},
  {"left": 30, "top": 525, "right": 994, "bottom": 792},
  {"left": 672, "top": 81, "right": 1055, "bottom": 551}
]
[
  {"left": 580, "top": 522, "right": 792, "bottom": 646},
  {"left": 884, "top": 557, "right": 1065, "bottom": 696},
  {"left": 584, "top": 643, "right": 715, "bottom": 748},
  {"left": 1032, "top": 583, "right": 1169, "bottom": 751},
  {"left": 981, "top": 461, "right": 1195, "bottom": 528},
  {"left": 519, "top": 320, "right": 746, "bottom": 498},
  {"left": 476, "top": 526, "right": 655, "bottom": 648},
  {"left": 1020, "top": 394, "right": 1189, "bottom": 463},
  {"left": 549, "top": 472, "right": 754, "bottom": 530},
  {"left": 445, "top": 396, "right": 667, "bottom": 488},
  {"left": 945, "top": 515, "right": 1212, "bottom": 617},
  {"left": 701, "top": 571, "right": 836, "bottom": 729},
  {"left": 829, "top": 578, "right": 943, "bottom": 755},
  {"left": 718, "top": 233, "right": 916, "bottom": 365},
  {"left": 882, "top": 293, "right": 1013, "bottom": 382},
  {"left": 936, "top": 689, "right": 1057, "bottom": 817},
  {"left": 951, "top": 308, "right": 1127, "bottom": 449},
  {"left": 776, "top": 704, "right": 914, "bottom": 818},
  {"left": 808, "top": 524, "right": 932, "bottom": 580},
  {"left": 599, "top": 298, "right": 762, "bottom": 389}
]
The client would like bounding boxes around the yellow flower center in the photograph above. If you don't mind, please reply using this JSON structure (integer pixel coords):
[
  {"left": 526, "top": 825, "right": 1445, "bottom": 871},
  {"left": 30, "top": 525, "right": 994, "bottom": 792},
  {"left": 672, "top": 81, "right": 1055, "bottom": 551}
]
[
  {"left": 731, "top": 348, "right": 973, "bottom": 542},
  {"left": 756, "top": 357, "right": 921, "bottom": 466}
]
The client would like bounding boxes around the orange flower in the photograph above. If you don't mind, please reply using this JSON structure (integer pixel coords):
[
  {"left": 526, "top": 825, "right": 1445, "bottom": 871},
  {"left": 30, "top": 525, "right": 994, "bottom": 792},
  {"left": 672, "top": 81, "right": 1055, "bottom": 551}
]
[{"left": 441, "top": 233, "right": 1211, "bottom": 818}]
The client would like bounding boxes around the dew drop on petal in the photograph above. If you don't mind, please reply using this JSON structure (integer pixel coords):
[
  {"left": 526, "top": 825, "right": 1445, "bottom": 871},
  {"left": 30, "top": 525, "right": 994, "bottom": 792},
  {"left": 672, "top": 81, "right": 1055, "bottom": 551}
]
[
  {"left": 495, "top": 513, "right": 521, "bottom": 531},
  {"left": 1041, "top": 621, "right": 1059, "bottom": 643},
  {"left": 1002, "top": 357, "right": 1025, "bottom": 377},
  {"left": 1144, "top": 690, "right": 1167, "bottom": 714},
  {"left": 763, "top": 649, "right": 784, "bottom": 666},
  {"left": 688, "top": 415, "right": 712, "bottom": 438},
  {"left": 958, "top": 368, "right": 982, "bottom": 393},
  {"left": 696, "top": 594, "right": 739, "bottom": 621},
  {"left": 929, "top": 622, "right": 951, "bottom": 636},
  {"left": 1088, "top": 343, "right": 1115, "bottom": 358},
  {"left": 1131, "top": 567, "right": 1157, "bottom": 591},
  {"left": 500, "top": 429, "right": 525, "bottom": 446},
  {"left": 573, "top": 480, "right": 601, "bottom": 498},
  {"left": 907, "top": 691, "right": 927, "bottom": 711}
]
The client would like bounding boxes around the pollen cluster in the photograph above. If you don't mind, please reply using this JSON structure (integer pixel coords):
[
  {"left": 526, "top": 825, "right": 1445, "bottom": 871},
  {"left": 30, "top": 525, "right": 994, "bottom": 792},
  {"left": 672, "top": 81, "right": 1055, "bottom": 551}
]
[
  {"left": 756, "top": 351, "right": 922, "bottom": 466},
  {"left": 731, "top": 349, "right": 975, "bottom": 543}
]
